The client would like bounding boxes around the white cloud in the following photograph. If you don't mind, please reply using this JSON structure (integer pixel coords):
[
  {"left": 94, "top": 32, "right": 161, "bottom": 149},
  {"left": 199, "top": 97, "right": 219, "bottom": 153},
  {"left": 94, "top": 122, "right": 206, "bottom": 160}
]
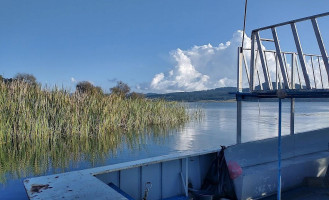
[
  {"left": 148, "top": 30, "right": 251, "bottom": 93},
  {"left": 216, "top": 77, "right": 236, "bottom": 88},
  {"left": 146, "top": 29, "right": 329, "bottom": 93},
  {"left": 71, "top": 77, "right": 77, "bottom": 83}
]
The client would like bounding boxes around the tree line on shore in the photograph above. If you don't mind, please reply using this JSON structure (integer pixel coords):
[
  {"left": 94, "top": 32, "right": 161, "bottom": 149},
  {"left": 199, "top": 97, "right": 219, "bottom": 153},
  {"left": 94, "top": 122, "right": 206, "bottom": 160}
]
[{"left": 0, "top": 73, "right": 144, "bottom": 99}]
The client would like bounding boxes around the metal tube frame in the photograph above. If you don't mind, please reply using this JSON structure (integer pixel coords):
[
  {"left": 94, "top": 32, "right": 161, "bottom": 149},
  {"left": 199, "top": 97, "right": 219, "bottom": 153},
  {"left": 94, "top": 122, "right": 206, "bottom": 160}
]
[{"left": 237, "top": 11, "right": 329, "bottom": 200}]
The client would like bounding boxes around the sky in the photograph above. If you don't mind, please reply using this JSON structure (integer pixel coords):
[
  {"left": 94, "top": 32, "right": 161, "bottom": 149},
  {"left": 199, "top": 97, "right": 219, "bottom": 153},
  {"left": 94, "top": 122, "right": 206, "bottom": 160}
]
[{"left": 0, "top": 0, "right": 328, "bottom": 93}]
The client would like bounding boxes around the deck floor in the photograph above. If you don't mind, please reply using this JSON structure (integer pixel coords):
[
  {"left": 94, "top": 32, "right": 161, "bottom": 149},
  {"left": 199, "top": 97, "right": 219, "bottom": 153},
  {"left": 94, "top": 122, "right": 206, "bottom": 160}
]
[{"left": 263, "top": 186, "right": 329, "bottom": 200}]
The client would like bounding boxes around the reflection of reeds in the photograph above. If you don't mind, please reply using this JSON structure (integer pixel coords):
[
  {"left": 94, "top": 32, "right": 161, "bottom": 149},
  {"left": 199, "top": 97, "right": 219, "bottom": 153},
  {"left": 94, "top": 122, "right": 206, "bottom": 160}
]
[{"left": 0, "top": 81, "right": 194, "bottom": 183}]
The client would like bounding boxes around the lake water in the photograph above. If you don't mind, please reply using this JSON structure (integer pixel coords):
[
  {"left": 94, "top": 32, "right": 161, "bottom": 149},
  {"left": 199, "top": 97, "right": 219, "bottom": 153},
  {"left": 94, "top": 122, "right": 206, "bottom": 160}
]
[{"left": 1, "top": 101, "right": 329, "bottom": 199}]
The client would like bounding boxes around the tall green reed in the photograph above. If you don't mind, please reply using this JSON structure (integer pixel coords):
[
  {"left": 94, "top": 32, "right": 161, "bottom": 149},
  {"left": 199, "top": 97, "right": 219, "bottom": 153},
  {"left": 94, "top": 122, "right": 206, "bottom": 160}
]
[{"left": 0, "top": 81, "right": 195, "bottom": 182}]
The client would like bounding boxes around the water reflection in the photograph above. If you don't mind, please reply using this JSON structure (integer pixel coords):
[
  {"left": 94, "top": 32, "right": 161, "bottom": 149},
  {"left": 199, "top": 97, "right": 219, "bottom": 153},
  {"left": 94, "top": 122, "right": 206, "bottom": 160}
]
[
  {"left": 0, "top": 127, "right": 182, "bottom": 183},
  {"left": 241, "top": 101, "right": 329, "bottom": 142}
]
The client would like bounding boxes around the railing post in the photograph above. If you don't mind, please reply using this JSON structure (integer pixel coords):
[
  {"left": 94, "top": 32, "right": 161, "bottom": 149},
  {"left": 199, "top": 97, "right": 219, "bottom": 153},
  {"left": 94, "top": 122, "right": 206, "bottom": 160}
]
[
  {"left": 311, "top": 18, "right": 329, "bottom": 81},
  {"left": 310, "top": 56, "right": 317, "bottom": 89},
  {"left": 237, "top": 98, "right": 242, "bottom": 144},
  {"left": 237, "top": 47, "right": 243, "bottom": 144},
  {"left": 238, "top": 47, "right": 243, "bottom": 92},
  {"left": 290, "top": 53, "right": 296, "bottom": 135},
  {"left": 291, "top": 22, "right": 311, "bottom": 89},
  {"left": 250, "top": 32, "right": 255, "bottom": 91},
  {"left": 256, "top": 31, "right": 273, "bottom": 90},
  {"left": 255, "top": 52, "right": 263, "bottom": 90},
  {"left": 272, "top": 27, "right": 290, "bottom": 89},
  {"left": 243, "top": 53, "right": 251, "bottom": 90},
  {"left": 278, "top": 98, "right": 282, "bottom": 200},
  {"left": 317, "top": 56, "right": 325, "bottom": 88}
]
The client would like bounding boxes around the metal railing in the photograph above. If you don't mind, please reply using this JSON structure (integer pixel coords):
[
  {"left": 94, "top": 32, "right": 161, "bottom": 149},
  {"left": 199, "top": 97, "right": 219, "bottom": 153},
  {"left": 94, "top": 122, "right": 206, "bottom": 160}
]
[
  {"left": 236, "top": 12, "right": 329, "bottom": 200},
  {"left": 238, "top": 48, "right": 329, "bottom": 92},
  {"left": 237, "top": 12, "right": 329, "bottom": 93}
]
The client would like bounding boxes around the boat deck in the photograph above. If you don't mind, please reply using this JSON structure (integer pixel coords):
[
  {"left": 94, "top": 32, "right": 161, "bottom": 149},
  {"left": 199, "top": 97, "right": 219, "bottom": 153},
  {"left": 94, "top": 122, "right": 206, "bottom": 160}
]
[
  {"left": 263, "top": 186, "right": 329, "bottom": 200},
  {"left": 24, "top": 147, "right": 220, "bottom": 200}
]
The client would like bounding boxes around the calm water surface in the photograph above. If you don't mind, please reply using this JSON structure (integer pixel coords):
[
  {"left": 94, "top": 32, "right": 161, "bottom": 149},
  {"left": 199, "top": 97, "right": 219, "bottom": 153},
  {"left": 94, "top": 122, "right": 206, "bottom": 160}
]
[{"left": 1, "top": 101, "right": 329, "bottom": 199}]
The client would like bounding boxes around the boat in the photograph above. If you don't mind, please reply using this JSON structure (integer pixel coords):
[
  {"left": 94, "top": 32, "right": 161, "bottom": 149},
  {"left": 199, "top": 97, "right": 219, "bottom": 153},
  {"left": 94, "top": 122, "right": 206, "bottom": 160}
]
[{"left": 24, "top": 11, "right": 329, "bottom": 200}]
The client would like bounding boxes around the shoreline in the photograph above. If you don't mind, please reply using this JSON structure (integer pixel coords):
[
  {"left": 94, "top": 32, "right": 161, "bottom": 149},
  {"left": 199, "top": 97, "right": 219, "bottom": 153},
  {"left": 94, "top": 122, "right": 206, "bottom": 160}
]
[{"left": 196, "top": 99, "right": 236, "bottom": 103}]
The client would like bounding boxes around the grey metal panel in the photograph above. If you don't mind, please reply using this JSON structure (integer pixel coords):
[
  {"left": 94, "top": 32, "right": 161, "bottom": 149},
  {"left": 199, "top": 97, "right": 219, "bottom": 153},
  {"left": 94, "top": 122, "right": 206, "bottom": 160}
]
[
  {"left": 256, "top": 31, "right": 273, "bottom": 90},
  {"left": 199, "top": 153, "right": 216, "bottom": 184},
  {"left": 181, "top": 158, "right": 188, "bottom": 196},
  {"left": 141, "top": 164, "right": 161, "bottom": 200},
  {"left": 272, "top": 27, "right": 290, "bottom": 89},
  {"left": 311, "top": 18, "right": 329, "bottom": 80},
  {"left": 95, "top": 171, "right": 119, "bottom": 186},
  {"left": 291, "top": 22, "right": 311, "bottom": 89},
  {"left": 225, "top": 127, "right": 329, "bottom": 168},
  {"left": 237, "top": 152, "right": 329, "bottom": 200},
  {"left": 120, "top": 167, "right": 141, "bottom": 199},
  {"left": 162, "top": 159, "right": 182, "bottom": 198},
  {"left": 188, "top": 156, "right": 202, "bottom": 189}
]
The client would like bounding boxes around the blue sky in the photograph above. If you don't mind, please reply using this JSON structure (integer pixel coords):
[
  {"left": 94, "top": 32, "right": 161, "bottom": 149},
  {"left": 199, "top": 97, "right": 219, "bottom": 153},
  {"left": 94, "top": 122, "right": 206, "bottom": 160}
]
[{"left": 0, "top": 0, "right": 328, "bottom": 93}]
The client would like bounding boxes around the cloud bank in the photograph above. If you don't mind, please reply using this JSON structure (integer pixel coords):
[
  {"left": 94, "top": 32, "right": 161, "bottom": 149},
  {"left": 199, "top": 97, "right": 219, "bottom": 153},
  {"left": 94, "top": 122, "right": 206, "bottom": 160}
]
[{"left": 148, "top": 30, "right": 251, "bottom": 93}]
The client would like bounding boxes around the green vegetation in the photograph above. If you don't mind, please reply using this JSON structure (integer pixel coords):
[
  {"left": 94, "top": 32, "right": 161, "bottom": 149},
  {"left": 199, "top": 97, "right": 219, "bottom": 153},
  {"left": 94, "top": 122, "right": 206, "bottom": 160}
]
[
  {"left": 76, "top": 81, "right": 103, "bottom": 95},
  {"left": 0, "top": 75, "right": 196, "bottom": 182},
  {"left": 13, "top": 73, "right": 37, "bottom": 86}
]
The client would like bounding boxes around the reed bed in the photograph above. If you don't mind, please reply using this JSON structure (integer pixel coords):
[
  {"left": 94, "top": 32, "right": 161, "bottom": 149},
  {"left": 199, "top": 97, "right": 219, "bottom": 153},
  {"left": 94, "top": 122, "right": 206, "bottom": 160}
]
[{"left": 0, "top": 81, "right": 196, "bottom": 182}]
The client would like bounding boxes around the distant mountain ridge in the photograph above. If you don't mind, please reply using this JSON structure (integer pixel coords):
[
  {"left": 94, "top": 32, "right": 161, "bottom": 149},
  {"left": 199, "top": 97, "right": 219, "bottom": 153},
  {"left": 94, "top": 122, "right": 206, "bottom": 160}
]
[
  {"left": 145, "top": 83, "right": 329, "bottom": 102},
  {"left": 146, "top": 87, "right": 237, "bottom": 102}
]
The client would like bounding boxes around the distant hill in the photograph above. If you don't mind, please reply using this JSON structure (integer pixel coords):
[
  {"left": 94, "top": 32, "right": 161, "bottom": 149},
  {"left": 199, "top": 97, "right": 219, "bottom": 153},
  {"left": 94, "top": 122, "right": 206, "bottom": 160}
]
[
  {"left": 146, "top": 87, "right": 237, "bottom": 102},
  {"left": 145, "top": 83, "right": 329, "bottom": 102}
]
